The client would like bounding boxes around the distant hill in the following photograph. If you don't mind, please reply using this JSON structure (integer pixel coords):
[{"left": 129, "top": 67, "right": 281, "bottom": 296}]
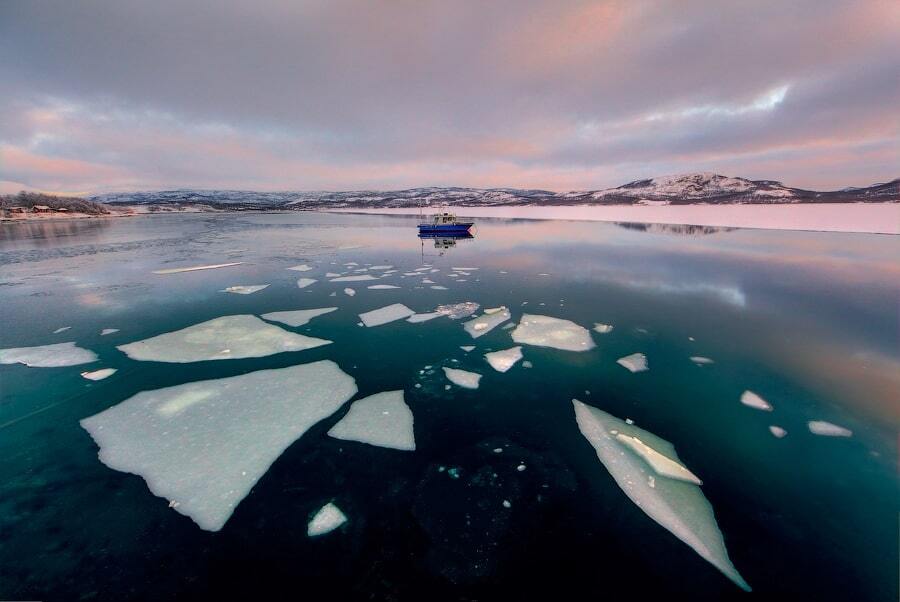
[
  {"left": 91, "top": 173, "right": 898, "bottom": 211},
  {"left": 1, "top": 191, "right": 112, "bottom": 215}
]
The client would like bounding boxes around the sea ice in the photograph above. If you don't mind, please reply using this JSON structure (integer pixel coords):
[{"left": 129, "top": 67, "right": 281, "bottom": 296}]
[
  {"left": 740, "top": 390, "right": 772, "bottom": 411},
  {"left": 53, "top": 326, "right": 71, "bottom": 334},
  {"left": 221, "top": 285, "right": 269, "bottom": 295},
  {"left": 484, "top": 346, "right": 523, "bottom": 373},
  {"left": 367, "top": 284, "right": 400, "bottom": 290},
  {"left": 511, "top": 314, "right": 595, "bottom": 352},
  {"left": 260, "top": 307, "right": 337, "bottom": 327},
  {"left": 100, "top": 328, "right": 120, "bottom": 336},
  {"left": 431, "top": 285, "right": 448, "bottom": 290},
  {"left": 152, "top": 262, "right": 244, "bottom": 275},
  {"left": 407, "top": 312, "right": 442, "bottom": 323},
  {"left": 435, "top": 302, "right": 480, "bottom": 319},
  {"left": 768, "top": 426, "right": 788, "bottom": 438},
  {"left": 359, "top": 304, "right": 415, "bottom": 327},
  {"left": 117, "top": 315, "right": 330, "bottom": 363},
  {"left": 463, "top": 307, "right": 511, "bottom": 338},
  {"left": 572, "top": 400, "right": 750, "bottom": 591},
  {"left": 690, "top": 356, "right": 715, "bottom": 365},
  {"left": 617, "top": 353, "right": 648, "bottom": 372},
  {"left": 521, "top": 360, "right": 533, "bottom": 368},
  {"left": 308, "top": 503, "right": 348, "bottom": 537},
  {"left": 296, "top": 278, "right": 317, "bottom": 289},
  {"left": 442, "top": 367, "right": 482, "bottom": 389},
  {"left": 452, "top": 267, "right": 478, "bottom": 271},
  {"left": 330, "top": 275, "right": 379, "bottom": 282},
  {"left": 326, "top": 272, "right": 342, "bottom": 278},
  {"left": 287, "top": 264, "right": 313, "bottom": 272},
  {"left": 460, "top": 345, "right": 475, "bottom": 352},
  {"left": 369, "top": 265, "right": 393, "bottom": 270},
  {"left": 807, "top": 421, "right": 852, "bottom": 437},
  {"left": 593, "top": 323, "right": 614, "bottom": 334},
  {"left": 614, "top": 433, "right": 703, "bottom": 485},
  {"left": 81, "top": 361, "right": 358, "bottom": 531},
  {"left": 327, "top": 390, "right": 415, "bottom": 450},
  {"left": 344, "top": 288, "right": 356, "bottom": 296},
  {"left": 0, "top": 342, "right": 98, "bottom": 367},
  {"left": 81, "top": 368, "right": 117, "bottom": 381}
]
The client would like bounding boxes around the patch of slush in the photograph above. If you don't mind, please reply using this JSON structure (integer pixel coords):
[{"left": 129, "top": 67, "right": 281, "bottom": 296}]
[
  {"left": 769, "top": 426, "right": 788, "bottom": 438},
  {"left": 740, "top": 390, "right": 772, "bottom": 411},
  {"left": 117, "top": 315, "right": 330, "bottom": 363},
  {"left": 53, "top": 326, "right": 71, "bottom": 334},
  {"left": 367, "top": 284, "right": 400, "bottom": 290},
  {"left": 327, "top": 390, "right": 415, "bottom": 450},
  {"left": 484, "top": 346, "right": 523, "bottom": 373},
  {"left": 808, "top": 421, "right": 853, "bottom": 437},
  {"left": 572, "top": 400, "right": 751, "bottom": 591},
  {"left": 153, "top": 262, "right": 244, "bottom": 275},
  {"left": 359, "top": 304, "right": 415, "bottom": 327},
  {"left": 330, "top": 275, "right": 379, "bottom": 282},
  {"left": 81, "top": 361, "right": 357, "bottom": 531},
  {"left": 308, "top": 503, "right": 348, "bottom": 537},
  {"left": 407, "top": 312, "right": 442, "bottom": 323},
  {"left": 100, "top": 328, "right": 120, "bottom": 336},
  {"left": 436, "top": 302, "right": 480, "bottom": 319},
  {"left": 81, "top": 368, "right": 117, "bottom": 381},
  {"left": 0, "top": 342, "right": 98, "bottom": 367},
  {"left": 221, "top": 285, "right": 269, "bottom": 295},
  {"left": 343, "top": 288, "right": 356, "bottom": 296},
  {"left": 463, "top": 307, "right": 511, "bottom": 338},
  {"left": 260, "top": 307, "right": 337, "bottom": 327},
  {"left": 690, "top": 356, "right": 715, "bottom": 365},
  {"left": 460, "top": 345, "right": 475, "bottom": 352},
  {"left": 442, "top": 367, "right": 482, "bottom": 389},
  {"left": 512, "top": 314, "right": 595, "bottom": 352},
  {"left": 287, "top": 264, "right": 313, "bottom": 272},
  {"left": 614, "top": 433, "right": 702, "bottom": 485},
  {"left": 617, "top": 352, "right": 648, "bottom": 372},
  {"left": 296, "top": 278, "right": 317, "bottom": 289}
]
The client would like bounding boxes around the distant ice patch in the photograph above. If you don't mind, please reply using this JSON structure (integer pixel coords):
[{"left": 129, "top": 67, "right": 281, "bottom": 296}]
[
  {"left": 81, "top": 368, "right": 117, "bottom": 381},
  {"left": 593, "top": 323, "right": 614, "bottom": 334},
  {"left": 463, "top": 307, "right": 511, "bottom": 338},
  {"left": 308, "top": 502, "right": 348, "bottom": 537},
  {"left": 287, "top": 264, "right": 313, "bottom": 272},
  {"left": 359, "top": 304, "right": 415, "bottom": 327},
  {"left": 484, "top": 346, "right": 523, "bottom": 373},
  {"left": 430, "top": 285, "right": 448, "bottom": 290},
  {"left": 617, "top": 352, "right": 648, "bottom": 373},
  {"left": 740, "top": 390, "right": 772, "bottom": 411},
  {"left": 344, "top": 288, "right": 356, "bottom": 296},
  {"left": 368, "top": 284, "right": 400, "bottom": 290},
  {"left": 690, "top": 356, "right": 714, "bottom": 365},
  {"left": 768, "top": 426, "right": 787, "bottom": 438},
  {"left": 221, "top": 285, "right": 269, "bottom": 295},
  {"left": 436, "top": 302, "right": 480, "bottom": 319},
  {"left": 53, "top": 326, "right": 71, "bottom": 334},
  {"left": 407, "top": 312, "right": 441, "bottom": 323},
  {"left": 808, "top": 421, "right": 852, "bottom": 437},
  {"left": 0, "top": 342, "right": 98, "bottom": 367},
  {"left": 331, "top": 274, "right": 379, "bottom": 282},
  {"left": 100, "top": 328, "right": 120, "bottom": 336},
  {"left": 512, "top": 314, "right": 595, "bottom": 352},
  {"left": 327, "top": 390, "right": 415, "bottom": 450},
  {"left": 442, "top": 367, "right": 482, "bottom": 389},
  {"left": 296, "top": 278, "right": 317, "bottom": 289},
  {"left": 261, "top": 307, "right": 337, "bottom": 327},
  {"left": 153, "top": 262, "right": 243, "bottom": 275},
  {"left": 460, "top": 345, "right": 475, "bottom": 352}
]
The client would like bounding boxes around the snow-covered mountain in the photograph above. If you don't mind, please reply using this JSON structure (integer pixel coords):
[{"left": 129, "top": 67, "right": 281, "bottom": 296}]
[{"left": 92, "top": 173, "right": 898, "bottom": 210}]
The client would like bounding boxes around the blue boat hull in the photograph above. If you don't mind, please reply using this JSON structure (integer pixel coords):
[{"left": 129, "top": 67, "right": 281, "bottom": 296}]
[{"left": 417, "top": 223, "right": 473, "bottom": 234}]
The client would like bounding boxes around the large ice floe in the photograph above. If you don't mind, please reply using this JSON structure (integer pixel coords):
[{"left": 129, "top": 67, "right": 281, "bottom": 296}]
[
  {"left": 617, "top": 352, "right": 648, "bottom": 373},
  {"left": 308, "top": 502, "right": 348, "bottom": 537},
  {"left": 260, "top": 307, "right": 337, "bottom": 327},
  {"left": 807, "top": 421, "right": 852, "bottom": 437},
  {"left": 117, "top": 315, "right": 330, "bottom": 363},
  {"left": 330, "top": 275, "right": 379, "bottom": 282},
  {"left": 81, "top": 361, "right": 358, "bottom": 532},
  {"left": 0, "top": 342, "right": 98, "bottom": 367},
  {"left": 359, "top": 303, "right": 415, "bottom": 327},
  {"left": 484, "top": 346, "right": 523, "bottom": 373},
  {"left": 511, "top": 314, "right": 595, "bottom": 352},
  {"left": 442, "top": 367, "right": 482, "bottom": 389},
  {"left": 296, "top": 278, "right": 317, "bottom": 289},
  {"left": 572, "top": 400, "right": 750, "bottom": 591},
  {"left": 463, "top": 307, "right": 511, "bottom": 338},
  {"left": 740, "top": 390, "right": 772, "bottom": 411},
  {"left": 152, "top": 262, "right": 244, "bottom": 275},
  {"left": 221, "top": 285, "right": 269, "bottom": 295},
  {"left": 327, "top": 390, "right": 415, "bottom": 450}
]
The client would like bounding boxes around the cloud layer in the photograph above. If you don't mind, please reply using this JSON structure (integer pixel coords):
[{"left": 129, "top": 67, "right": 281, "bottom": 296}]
[{"left": 1, "top": 0, "right": 897, "bottom": 192}]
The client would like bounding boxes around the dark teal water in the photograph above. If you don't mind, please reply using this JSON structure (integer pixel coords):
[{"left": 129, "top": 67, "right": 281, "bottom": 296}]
[{"left": 1, "top": 212, "right": 897, "bottom": 601}]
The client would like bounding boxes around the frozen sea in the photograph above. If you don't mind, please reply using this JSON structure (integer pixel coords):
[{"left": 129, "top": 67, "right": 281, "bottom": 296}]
[{"left": 0, "top": 212, "right": 897, "bottom": 601}]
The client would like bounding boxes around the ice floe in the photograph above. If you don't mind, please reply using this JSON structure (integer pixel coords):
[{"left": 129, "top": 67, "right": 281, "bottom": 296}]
[
  {"left": 463, "top": 307, "right": 511, "bottom": 338},
  {"left": 296, "top": 278, "right": 317, "bottom": 289},
  {"left": 435, "top": 302, "right": 480, "bottom": 319},
  {"left": 81, "top": 368, "right": 117, "bottom": 381},
  {"left": 740, "top": 390, "right": 772, "bottom": 411},
  {"left": 221, "top": 285, "right": 269, "bottom": 295},
  {"left": 690, "top": 356, "right": 715, "bottom": 365},
  {"left": 572, "top": 400, "right": 750, "bottom": 591},
  {"left": 808, "top": 421, "right": 852, "bottom": 437},
  {"left": 768, "top": 426, "right": 787, "bottom": 438},
  {"left": 53, "top": 326, "right": 71, "bottom": 334},
  {"left": 511, "top": 314, "right": 595, "bottom": 352},
  {"left": 617, "top": 352, "right": 648, "bottom": 373},
  {"left": 0, "top": 342, "right": 98, "bottom": 367},
  {"left": 614, "top": 433, "right": 702, "bottom": 485},
  {"left": 153, "top": 262, "right": 244, "bottom": 275},
  {"left": 431, "top": 285, "right": 448, "bottom": 290},
  {"left": 343, "top": 288, "right": 356, "bottom": 296},
  {"left": 460, "top": 345, "right": 475, "bottom": 352},
  {"left": 326, "top": 272, "right": 342, "bottom": 278},
  {"left": 484, "top": 346, "right": 523, "bottom": 373},
  {"left": 327, "top": 390, "right": 415, "bottom": 450},
  {"left": 593, "top": 323, "right": 614, "bottom": 334},
  {"left": 287, "top": 264, "right": 313, "bottom": 272},
  {"left": 442, "top": 367, "right": 482, "bottom": 389},
  {"left": 117, "top": 315, "right": 330, "bottom": 363},
  {"left": 407, "top": 312, "right": 441, "bottom": 323},
  {"left": 308, "top": 502, "right": 348, "bottom": 537},
  {"left": 81, "top": 361, "right": 357, "bottom": 531},
  {"left": 260, "top": 307, "right": 337, "bottom": 327},
  {"left": 359, "top": 304, "right": 415, "bottom": 327},
  {"left": 370, "top": 265, "right": 393, "bottom": 270},
  {"left": 367, "top": 284, "right": 400, "bottom": 290},
  {"left": 452, "top": 267, "right": 478, "bottom": 271},
  {"left": 100, "top": 328, "right": 120, "bottom": 336},
  {"left": 330, "top": 275, "right": 379, "bottom": 282}
]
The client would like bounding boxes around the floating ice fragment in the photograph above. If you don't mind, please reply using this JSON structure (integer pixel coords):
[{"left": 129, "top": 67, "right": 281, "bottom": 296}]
[
  {"left": 435, "top": 302, "right": 480, "bottom": 319},
  {"left": 502, "top": 500, "right": 511, "bottom": 508},
  {"left": 460, "top": 345, "right": 475, "bottom": 352},
  {"left": 452, "top": 267, "right": 478, "bottom": 271},
  {"left": 260, "top": 307, "right": 337, "bottom": 327},
  {"left": 296, "top": 278, "right": 317, "bottom": 289},
  {"left": 512, "top": 314, "right": 595, "bottom": 352},
  {"left": 330, "top": 275, "right": 379, "bottom": 282},
  {"left": 463, "top": 307, "right": 511, "bottom": 338},
  {"left": 359, "top": 304, "right": 415, "bottom": 327},
  {"left": 430, "top": 285, "right": 448, "bottom": 290},
  {"left": 442, "top": 367, "right": 482, "bottom": 389},
  {"left": 327, "top": 390, "right": 415, "bottom": 450},
  {"left": 0, "top": 342, "right": 98, "bottom": 367},
  {"left": 344, "top": 288, "right": 356, "bottom": 296},
  {"left": 344, "top": 262, "right": 359, "bottom": 266},
  {"left": 81, "top": 361, "right": 357, "bottom": 531},
  {"left": 614, "top": 433, "right": 703, "bottom": 485},
  {"left": 521, "top": 360, "right": 533, "bottom": 368},
  {"left": 221, "top": 285, "right": 269, "bottom": 295},
  {"left": 100, "top": 328, "right": 120, "bottom": 336},
  {"left": 483, "top": 307, "right": 505, "bottom": 315},
  {"left": 287, "top": 264, "right": 313, "bottom": 272},
  {"left": 572, "top": 400, "right": 751, "bottom": 591},
  {"left": 421, "top": 278, "right": 435, "bottom": 284},
  {"left": 690, "top": 356, "right": 714, "bottom": 365},
  {"left": 740, "top": 390, "right": 772, "bottom": 411},
  {"left": 407, "top": 312, "right": 441, "bottom": 323},
  {"left": 308, "top": 503, "right": 348, "bottom": 537},
  {"left": 516, "top": 464, "right": 526, "bottom": 472},
  {"left": 369, "top": 265, "right": 393, "bottom": 270},
  {"left": 403, "top": 272, "right": 419, "bottom": 276},
  {"left": 617, "top": 353, "right": 648, "bottom": 373},
  {"left": 326, "top": 272, "right": 342, "bottom": 278},
  {"left": 153, "top": 262, "right": 244, "bottom": 275},
  {"left": 118, "top": 315, "right": 329, "bottom": 363},
  {"left": 367, "top": 284, "right": 400, "bottom": 290},
  {"left": 81, "top": 368, "right": 117, "bottom": 381},
  {"left": 593, "top": 323, "right": 614, "bottom": 334},
  {"left": 484, "top": 346, "right": 523, "bottom": 373},
  {"left": 808, "top": 421, "right": 852, "bottom": 437},
  {"left": 53, "top": 326, "right": 71, "bottom": 334},
  {"left": 768, "top": 426, "right": 787, "bottom": 438}
]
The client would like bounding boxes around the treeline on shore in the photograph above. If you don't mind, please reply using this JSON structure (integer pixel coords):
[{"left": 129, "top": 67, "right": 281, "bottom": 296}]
[{"left": 0, "top": 191, "right": 111, "bottom": 215}]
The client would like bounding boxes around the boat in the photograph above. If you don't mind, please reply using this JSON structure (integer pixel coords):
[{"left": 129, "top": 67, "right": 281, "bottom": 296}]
[{"left": 417, "top": 211, "right": 473, "bottom": 235}]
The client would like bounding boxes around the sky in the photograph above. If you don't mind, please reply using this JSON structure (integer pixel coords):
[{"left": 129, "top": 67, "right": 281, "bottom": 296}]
[{"left": 1, "top": 0, "right": 897, "bottom": 194}]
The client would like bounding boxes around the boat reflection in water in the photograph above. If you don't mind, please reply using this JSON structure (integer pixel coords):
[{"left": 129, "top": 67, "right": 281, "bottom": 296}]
[{"left": 418, "top": 231, "right": 475, "bottom": 256}]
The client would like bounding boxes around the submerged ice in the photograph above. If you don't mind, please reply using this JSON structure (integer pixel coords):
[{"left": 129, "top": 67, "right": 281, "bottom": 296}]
[{"left": 327, "top": 390, "right": 415, "bottom": 451}]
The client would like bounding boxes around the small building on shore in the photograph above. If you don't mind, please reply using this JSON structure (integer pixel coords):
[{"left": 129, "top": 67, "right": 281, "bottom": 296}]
[{"left": 32, "top": 205, "right": 51, "bottom": 212}]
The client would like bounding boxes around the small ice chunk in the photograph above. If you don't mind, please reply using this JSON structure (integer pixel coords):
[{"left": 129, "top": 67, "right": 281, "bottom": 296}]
[
  {"left": 740, "top": 390, "right": 772, "bottom": 411},
  {"left": 435, "top": 302, "right": 480, "bottom": 319},
  {"left": 403, "top": 272, "right": 419, "bottom": 276},
  {"left": 617, "top": 353, "right": 648, "bottom": 373},
  {"left": 370, "top": 265, "right": 393, "bottom": 270},
  {"left": 359, "top": 304, "right": 415, "bottom": 327},
  {"left": 460, "top": 345, "right": 475, "bottom": 352},
  {"left": 326, "top": 272, "right": 342, "bottom": 278},
  {"left": 431, "top": 285, "right": 448, "bottom": 290},
  {"left": 118, "top": 315, "right": 330, "bottom": 363},
  {"left": 593, "top": 323, "right": 614, "bottom": 334},
  {"left": 100, "top": 328, "right": 120, "bottom": 336},
  {"left": 768, "top": 426, "right": 787, "bottom": 438},
  {"left": 407, "top": 312, "right": 441, "bottom": 323},
  {"left": 463, "top": 307, "right": 511, "bottom": 338},
  {"left": 0, "top": 342, "right": 98, "bottom": 367},
  {"left": 53, "top": 326, "right": 71, "bottom": 334},
  {"left": 344, "top": 288, "right": 356, "bottom": 296},
  {"left": 502, "top": 500, "right": 511, "bottom": 508},
  {"left": 287, "top": 264, "right": 313, "bottom": 272},
  {"left": 367, "top": 284, "right": 400, "bottom": 290},
  {"left": 614, "top": 433, "right": 703, "bottom": 485},
  {"left": 221, "top": 285, "right": 269, "bottom": 295},
  {"left": 344, "top": 262, "right": 359, "bottom": 266},
  {"left": 330, "top": 275, "right": 379, "bottom": 282},
  {"left": 512, "top": 314, "right": 595, "bottom": 352},
  {"left": 483, "top": 307, "right": 505, "bottom": 315},
  {"left": 808, "top": 421, "right": 852, "bottom": 437},
  {"left": 421, "top": 278, "right": 435, "bottom": 284},
  {"left": 442, "top": 367, "right": 482, "bottom": 389},
  {"left": 327, "top": 390, "right": 415, "bottom": 450},
  {"left": 517, "top": 464, "right": 526, "bottom": 472},
  {"left": 307, "top": 502, "right": 348, "bottom": 537},
  {"left": 81, "top": 368, "right": 117, "bottom": 381},
  {"left": 296, "top": 278, "right": 317, "bottom": 289},
  {"left": 260, "top": 307, "right": 337, "bottom": 327},
  {"left": 451, "top": 267, "right": 478, "bottom": 271},
  {"left": 690, "top": 356, "right": 714, "bottom": 365},
  {"left": 484, "top": 346, "right": 523, "bottom": 373},
  {"left": 521, "top": 360, "right": 533, "bottom": 368},
  {"left": 152, "top": 262, "right": 244, "bottom": 275}
]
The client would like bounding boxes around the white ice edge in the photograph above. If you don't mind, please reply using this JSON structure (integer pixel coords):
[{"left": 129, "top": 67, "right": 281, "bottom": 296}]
[{"left": 152, "top": 262, "right": 244, "bottom": 274}]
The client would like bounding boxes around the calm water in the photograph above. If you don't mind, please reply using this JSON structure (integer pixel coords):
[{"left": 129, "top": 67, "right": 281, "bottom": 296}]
[{"left": 1, "top": 212, "right": 897, "bottom": 601}]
